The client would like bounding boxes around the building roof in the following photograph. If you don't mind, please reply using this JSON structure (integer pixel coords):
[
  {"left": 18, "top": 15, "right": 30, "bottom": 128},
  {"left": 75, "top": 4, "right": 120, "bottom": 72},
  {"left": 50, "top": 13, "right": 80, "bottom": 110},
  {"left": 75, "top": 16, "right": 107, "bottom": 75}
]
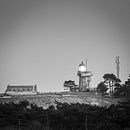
[
  {"left": 79, "top": 61, "right": 86, "bottom": 66},
  {"left": 7, "top": 85, "right": 35, "bottom": 89}
]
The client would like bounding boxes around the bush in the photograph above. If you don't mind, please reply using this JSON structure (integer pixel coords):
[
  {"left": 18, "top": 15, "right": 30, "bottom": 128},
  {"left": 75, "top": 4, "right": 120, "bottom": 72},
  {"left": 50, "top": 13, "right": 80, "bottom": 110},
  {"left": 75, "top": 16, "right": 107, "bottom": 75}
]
[{"left": 0, "top": 100, "right": 130, "bottom": 130}]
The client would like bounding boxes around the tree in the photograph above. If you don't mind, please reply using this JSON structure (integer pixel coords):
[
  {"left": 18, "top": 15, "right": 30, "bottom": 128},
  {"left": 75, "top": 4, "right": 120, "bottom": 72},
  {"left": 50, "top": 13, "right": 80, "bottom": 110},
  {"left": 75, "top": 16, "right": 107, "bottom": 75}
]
[
  {"left": 63, "top": 80, "right": 78, "bottom": 91},
  {"left": 125, "top": 74, "right": 130, "bottom": 87},
  {"left": 97, "top": 82, "right": 108, "bottom": 94},
  {"left": 103, "top": 73, "right": 121, "bottom": 95},
  {"left": 113, "top": 83, "right": 124, "bottom": 96},
  {"left": 113, "top": 74, "right": 130, "bottom": 97},
  {"left": 124, "top": 74, "right": 130, "bottom": 97}
]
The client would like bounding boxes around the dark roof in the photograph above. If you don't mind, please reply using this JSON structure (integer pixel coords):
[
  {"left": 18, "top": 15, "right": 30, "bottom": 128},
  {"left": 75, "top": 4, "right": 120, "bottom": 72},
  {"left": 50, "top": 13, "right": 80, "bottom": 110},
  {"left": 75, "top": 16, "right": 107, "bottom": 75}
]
[
  {"left": 7, "top": 85, "right": 34, "bottom": 89},
  {"left": 79, "top": 61, "right": 86, "bottom": 66}
]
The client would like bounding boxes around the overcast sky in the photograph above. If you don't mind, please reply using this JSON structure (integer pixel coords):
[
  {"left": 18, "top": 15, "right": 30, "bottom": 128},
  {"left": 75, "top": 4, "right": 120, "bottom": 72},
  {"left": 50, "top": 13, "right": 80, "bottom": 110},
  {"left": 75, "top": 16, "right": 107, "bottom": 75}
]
[{"left": 0, "top": 0, "right": 130, "bottom": 92}]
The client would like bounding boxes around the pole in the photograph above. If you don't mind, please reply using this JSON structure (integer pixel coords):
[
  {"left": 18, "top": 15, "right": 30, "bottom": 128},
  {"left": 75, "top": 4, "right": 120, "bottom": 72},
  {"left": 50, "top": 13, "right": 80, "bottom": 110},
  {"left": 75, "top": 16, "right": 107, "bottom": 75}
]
[{"left": 116, "top": 56, "right": 120, "bottom": 79}]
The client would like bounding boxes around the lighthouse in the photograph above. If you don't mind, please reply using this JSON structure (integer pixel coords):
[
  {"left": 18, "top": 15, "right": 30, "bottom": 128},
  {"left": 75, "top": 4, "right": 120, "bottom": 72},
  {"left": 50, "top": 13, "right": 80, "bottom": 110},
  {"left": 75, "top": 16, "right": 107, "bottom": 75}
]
[{"left": 77, "top": 60, "right": 93, "bottom": 92}]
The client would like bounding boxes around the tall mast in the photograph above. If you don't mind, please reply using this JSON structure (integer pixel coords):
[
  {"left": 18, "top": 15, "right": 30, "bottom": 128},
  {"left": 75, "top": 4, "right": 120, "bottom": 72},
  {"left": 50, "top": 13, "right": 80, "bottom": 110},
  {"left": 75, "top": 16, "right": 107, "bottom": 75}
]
[{"left": 115, "top": 56, "right": 120, "bottom": 79}]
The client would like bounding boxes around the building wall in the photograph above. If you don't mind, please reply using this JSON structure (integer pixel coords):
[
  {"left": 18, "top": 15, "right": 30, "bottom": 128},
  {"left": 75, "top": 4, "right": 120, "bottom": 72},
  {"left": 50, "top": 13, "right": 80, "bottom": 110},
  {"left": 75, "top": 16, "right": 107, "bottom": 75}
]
[{"left": 5, "top": 85, "right": 37, "bottom": 95}]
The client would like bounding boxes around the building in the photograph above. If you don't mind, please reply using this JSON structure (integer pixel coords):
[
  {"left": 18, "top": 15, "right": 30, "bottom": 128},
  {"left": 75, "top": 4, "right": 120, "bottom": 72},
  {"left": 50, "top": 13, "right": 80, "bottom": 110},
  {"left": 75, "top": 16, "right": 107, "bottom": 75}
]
[
  {"left": 5, "top": 84, "right": 37, "bottom": 95},
  {"left": 77, "top": 60, "right": 93, "bottom": 92}
]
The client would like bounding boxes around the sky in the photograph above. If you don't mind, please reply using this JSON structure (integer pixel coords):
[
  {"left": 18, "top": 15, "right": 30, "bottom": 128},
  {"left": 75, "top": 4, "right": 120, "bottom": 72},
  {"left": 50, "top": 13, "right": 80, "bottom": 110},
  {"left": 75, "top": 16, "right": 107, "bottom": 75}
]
[{"left": 0, "top": 0, "right": 130, "bottom": 92}]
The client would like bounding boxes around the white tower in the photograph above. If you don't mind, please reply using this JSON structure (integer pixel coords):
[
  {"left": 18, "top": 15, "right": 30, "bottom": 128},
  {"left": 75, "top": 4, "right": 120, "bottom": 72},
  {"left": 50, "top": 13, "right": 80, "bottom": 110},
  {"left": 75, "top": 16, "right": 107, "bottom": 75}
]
[{"left": 77, "top": 60, "right": 93, "bottom": 91}]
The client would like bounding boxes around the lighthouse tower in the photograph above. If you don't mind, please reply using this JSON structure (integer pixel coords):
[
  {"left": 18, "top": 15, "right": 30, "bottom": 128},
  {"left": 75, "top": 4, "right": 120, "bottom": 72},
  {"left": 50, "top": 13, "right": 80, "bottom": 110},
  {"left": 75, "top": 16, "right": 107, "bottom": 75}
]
[{"left": 77, "top": 60, "right": 93, "bottom": 92}]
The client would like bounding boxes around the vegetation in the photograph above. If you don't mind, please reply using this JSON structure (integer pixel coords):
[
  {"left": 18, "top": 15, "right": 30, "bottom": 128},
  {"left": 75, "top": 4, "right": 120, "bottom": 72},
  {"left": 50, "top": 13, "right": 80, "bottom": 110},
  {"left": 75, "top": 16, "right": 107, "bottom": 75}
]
[
  {"left": 96, "top": 73, "right": 130, "bottom": 99},
  {"left": 103, "top": 73, "right": 121, "bottom": 95},
  {"left": 97, "top": 82, "right": 108, "bottom": 94},
  {"left": 1, "top": 74, "right": 130, "bottom": 130},
  {"left": 113, "top": 83, "right": 124, "bottom": 96},
  {"left": 114, "top": 75, "right": 130, "bottom": 97},
  {"left": 63, "top": 80, "right": 78, "bottom": 91},
  {"left": 0, "top": 100, "right": 130, "bottom": 130}
]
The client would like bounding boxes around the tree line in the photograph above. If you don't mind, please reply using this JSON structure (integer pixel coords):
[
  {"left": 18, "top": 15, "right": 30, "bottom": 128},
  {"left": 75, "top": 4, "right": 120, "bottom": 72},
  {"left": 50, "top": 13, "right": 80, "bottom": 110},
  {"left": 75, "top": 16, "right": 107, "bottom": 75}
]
[
  {"left": 0, "top": 99, "right": 130, "bottom": 130},
  {"left": 97, "top": 73, "right": 130, "bottom": 97},
  {"left": 63, "top": 73, "right": 130, "bottom": 97}
]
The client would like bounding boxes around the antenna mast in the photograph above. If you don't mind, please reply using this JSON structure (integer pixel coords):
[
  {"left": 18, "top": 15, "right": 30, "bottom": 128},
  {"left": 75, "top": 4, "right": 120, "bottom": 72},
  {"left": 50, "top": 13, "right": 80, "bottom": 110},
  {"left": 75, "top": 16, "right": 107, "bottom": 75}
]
[{"left": 115, "top": 56, "right": 120, "bottom": 79}]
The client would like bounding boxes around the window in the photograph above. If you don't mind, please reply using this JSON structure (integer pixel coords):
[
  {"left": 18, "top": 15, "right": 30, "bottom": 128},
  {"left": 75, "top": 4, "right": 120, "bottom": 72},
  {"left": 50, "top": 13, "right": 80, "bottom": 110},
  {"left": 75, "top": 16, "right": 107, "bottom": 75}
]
[
  {"left": 27, "top": 89, "right": 31, "bottom": 91},
  {"left": 8, "top": 89, "right": 11, "bottom": 91}
]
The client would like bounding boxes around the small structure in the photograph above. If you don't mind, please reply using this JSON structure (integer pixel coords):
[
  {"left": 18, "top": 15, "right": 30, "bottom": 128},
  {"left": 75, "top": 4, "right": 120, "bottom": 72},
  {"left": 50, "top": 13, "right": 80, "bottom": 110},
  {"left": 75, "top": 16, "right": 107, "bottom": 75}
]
[
  {"left": 5, "top": 84, "right": 37, "bottom": 95},
  {"left": 77, "top": 60, "right": 93, "bottom": 92}
]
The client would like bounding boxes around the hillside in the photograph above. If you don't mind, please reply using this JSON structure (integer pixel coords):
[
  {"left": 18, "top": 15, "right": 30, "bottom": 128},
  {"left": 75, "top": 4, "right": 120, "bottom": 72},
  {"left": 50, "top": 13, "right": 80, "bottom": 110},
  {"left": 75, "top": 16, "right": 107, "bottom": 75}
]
[{"left": 0, "top": 92, "right": 126, "bottom": 109}]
